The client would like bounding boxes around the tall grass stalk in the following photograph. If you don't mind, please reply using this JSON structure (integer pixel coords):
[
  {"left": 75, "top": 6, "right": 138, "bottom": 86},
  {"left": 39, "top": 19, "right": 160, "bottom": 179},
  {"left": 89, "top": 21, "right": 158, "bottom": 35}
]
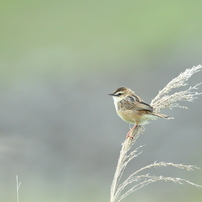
[
  {"left": 110, "top": 65, "right": 202, "bottom": 202},
  {"left": 16, "top": 175, "right": 21, "bottom": 202}
]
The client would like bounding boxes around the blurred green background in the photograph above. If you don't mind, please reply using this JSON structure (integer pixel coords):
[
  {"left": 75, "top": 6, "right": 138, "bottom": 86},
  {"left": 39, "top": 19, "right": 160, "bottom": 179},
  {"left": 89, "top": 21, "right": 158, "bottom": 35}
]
[{"left": 1, "top": 1, "right": 202, "bottom": 201}]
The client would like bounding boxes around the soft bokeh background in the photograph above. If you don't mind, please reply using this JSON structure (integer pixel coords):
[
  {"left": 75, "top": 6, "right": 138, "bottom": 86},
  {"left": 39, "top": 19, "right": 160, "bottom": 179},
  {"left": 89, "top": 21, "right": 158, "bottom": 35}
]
[{"left": 1, "top": 1, "right": 202, "bottom": 201}]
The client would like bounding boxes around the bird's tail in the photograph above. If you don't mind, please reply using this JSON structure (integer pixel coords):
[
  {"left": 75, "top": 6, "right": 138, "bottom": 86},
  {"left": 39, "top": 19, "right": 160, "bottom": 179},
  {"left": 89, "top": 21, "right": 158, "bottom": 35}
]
[{"left": 152, "top": 112, "right": 174, "bottom": 119}]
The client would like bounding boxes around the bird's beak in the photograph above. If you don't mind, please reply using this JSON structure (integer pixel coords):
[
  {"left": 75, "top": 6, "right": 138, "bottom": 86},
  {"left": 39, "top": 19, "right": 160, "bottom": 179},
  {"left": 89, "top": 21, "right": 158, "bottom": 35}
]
[{"left": 108, "top": 93, "right": 114, "bottom": 96}]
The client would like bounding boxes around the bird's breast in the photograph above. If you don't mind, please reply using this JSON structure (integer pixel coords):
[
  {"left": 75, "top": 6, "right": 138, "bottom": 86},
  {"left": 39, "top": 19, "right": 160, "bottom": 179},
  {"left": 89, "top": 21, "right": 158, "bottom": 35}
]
[{"left": 117, "top": 109, "right": 136, "bottom": 124}]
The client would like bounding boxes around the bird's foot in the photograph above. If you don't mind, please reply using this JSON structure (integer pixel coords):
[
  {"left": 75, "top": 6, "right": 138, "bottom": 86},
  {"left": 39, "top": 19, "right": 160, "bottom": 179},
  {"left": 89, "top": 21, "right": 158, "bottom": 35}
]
[{"left": 126, "top": 124, "right": 137, "bottom": 139}]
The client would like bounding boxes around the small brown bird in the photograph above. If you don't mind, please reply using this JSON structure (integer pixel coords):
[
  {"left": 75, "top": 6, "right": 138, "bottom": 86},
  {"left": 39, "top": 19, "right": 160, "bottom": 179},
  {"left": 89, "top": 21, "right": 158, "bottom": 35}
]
[{"left": 109, "top": 87, "right": 173, "bottom": 138}]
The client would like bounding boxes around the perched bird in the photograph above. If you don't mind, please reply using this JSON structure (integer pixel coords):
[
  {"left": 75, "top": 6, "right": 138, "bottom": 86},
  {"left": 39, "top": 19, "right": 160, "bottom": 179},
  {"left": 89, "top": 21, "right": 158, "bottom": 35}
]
[{"left": 109, "top": 87, "right": 173, "bottom": 138}]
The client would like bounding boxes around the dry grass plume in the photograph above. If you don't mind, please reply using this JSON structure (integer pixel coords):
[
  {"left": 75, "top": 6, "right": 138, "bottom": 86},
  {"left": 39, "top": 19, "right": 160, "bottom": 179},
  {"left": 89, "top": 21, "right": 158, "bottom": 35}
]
[{"left": 110, "top": 65, "right": 202, "bottom": 202}]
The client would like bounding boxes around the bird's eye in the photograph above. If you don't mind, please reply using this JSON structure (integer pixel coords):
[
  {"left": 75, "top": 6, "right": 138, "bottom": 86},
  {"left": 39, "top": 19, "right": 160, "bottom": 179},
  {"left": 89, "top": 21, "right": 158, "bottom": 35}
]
[{"left": 115, "top": 92, "right": 123, "bottom": 96}]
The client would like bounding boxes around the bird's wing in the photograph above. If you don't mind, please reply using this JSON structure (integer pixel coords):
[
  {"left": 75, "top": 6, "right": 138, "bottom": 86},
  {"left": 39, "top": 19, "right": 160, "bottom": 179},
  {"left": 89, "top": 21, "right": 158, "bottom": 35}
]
[
  {"left": 120, "top": 95, "right": 153, "bottom": 112},
  {"left": 134, "top": 101, "right": 153, "bottom": 111}
]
